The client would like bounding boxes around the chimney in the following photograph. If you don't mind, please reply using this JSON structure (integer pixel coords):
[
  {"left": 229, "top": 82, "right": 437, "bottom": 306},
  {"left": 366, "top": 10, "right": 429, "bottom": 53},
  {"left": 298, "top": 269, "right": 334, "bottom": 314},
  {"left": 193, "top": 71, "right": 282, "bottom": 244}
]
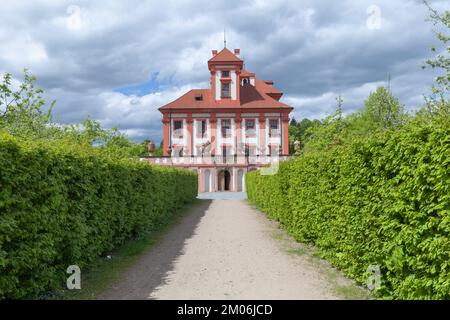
[
  {"left": 234, "top": 49, "right": 240, "bottom": 57},
  {"left": 212, "top": 50, "right": 218, "bottom": 56}
]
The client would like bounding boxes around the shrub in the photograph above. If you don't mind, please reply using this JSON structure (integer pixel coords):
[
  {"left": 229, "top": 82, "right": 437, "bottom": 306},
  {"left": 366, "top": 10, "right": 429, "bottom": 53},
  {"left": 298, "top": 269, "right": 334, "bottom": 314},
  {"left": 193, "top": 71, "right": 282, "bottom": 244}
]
[
  {"left": 0, "top": 133, "right": 197, "bottom": 299},
  {"left": 246, "top": 118, "right": 449, "bottom": 299}
]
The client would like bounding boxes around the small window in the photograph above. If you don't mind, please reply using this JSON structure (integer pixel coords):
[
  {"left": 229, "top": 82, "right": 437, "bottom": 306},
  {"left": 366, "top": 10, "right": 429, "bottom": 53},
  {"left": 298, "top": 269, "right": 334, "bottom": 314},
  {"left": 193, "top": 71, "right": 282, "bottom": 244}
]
[
  {"left": 221, "top": 71, "right": 230, "bottom": 78},
  {"left": 270, "top": 119, "right": 279, "bottom": 129},
  {"left": 195, "top": 94, "right": 203, "bottom": 101},
  {"left": 174, "top": 120, "right": 182, "bottom": 130},
  {"left": 221, "top": 82, "right": 230, "bottom": 98}
]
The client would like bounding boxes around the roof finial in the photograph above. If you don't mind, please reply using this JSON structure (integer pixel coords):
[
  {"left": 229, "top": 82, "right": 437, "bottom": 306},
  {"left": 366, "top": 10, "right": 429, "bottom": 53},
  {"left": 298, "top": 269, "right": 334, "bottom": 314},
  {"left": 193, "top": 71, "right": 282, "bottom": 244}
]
[{"left": 224, "top": 28, "right": 226, "bottom": 48}]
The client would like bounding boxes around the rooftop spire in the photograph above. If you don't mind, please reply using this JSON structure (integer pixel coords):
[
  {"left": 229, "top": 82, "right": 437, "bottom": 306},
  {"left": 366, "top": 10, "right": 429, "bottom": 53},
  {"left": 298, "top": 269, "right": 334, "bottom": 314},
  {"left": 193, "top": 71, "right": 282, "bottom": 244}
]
[{"left": 223, "top": 28, "right": 226, "bottom": 48}]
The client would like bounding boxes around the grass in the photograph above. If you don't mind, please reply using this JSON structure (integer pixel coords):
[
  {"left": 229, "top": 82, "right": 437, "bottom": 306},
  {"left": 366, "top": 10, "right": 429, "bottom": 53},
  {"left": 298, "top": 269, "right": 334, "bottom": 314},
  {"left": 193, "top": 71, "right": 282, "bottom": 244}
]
[
  {"left": 313, "top": 257, "right": 372, "bottom": 300},
  {"left": 286, "top": 247, "right": 306, "bottom": 256},
  {"left": 53, "top": 199, "right": 202, "bottom": 300}
]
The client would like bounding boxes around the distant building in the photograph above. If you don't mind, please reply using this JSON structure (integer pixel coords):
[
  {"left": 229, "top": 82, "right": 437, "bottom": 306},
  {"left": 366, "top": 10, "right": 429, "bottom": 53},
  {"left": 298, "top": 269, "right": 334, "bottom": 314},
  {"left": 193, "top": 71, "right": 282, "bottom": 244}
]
[{"left": 145, "top": 47, "right": 293, "bottom": 192}]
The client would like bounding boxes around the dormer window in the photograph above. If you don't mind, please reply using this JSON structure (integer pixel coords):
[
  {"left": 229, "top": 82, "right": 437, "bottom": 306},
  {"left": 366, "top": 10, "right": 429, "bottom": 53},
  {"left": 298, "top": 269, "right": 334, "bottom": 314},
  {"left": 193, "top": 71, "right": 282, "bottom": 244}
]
[
  {"left": 221, "top": 70, "right": 230, "bottom": 78},
  {"left": 195, "top": 94, "right": 203, "bottom": 101}
]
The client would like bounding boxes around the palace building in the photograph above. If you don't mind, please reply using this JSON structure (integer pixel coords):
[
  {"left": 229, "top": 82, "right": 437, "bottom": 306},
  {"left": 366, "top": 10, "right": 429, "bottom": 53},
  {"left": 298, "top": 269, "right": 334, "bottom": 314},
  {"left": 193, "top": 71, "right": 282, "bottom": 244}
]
[{"left": 146, "top": 47, "right": 293, "bottom": 193}]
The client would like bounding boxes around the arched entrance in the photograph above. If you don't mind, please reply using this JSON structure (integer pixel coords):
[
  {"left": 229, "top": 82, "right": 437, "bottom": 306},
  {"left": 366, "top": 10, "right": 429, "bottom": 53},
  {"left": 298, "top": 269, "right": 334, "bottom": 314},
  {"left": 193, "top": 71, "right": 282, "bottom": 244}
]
[{"left": 217, "top": 170, "right": 231, "bottom": 191}]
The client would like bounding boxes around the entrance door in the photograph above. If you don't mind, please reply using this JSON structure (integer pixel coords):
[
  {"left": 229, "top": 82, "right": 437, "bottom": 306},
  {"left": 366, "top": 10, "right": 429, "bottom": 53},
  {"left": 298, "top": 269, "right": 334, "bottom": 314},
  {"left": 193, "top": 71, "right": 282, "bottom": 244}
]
[{"left": 218, "top": 170, "right": 231, "bottom": 191}]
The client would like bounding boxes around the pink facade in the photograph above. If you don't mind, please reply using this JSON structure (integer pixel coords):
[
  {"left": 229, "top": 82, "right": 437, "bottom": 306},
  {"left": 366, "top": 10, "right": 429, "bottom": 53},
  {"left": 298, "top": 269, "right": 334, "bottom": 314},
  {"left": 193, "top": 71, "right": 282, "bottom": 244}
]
[{"left": 145, "top": 48, "right": 293, "bottom": 192}]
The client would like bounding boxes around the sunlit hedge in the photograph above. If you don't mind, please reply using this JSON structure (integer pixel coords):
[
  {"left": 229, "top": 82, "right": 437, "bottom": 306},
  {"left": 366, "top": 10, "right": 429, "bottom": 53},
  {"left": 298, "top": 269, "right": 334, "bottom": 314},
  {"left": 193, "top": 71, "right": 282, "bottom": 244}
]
[
  {"left": 247, "top": 118, "right": 449, "bottom": 299},
  {"left": 0, "top": 133, "right": 197, "bottom": 299}
]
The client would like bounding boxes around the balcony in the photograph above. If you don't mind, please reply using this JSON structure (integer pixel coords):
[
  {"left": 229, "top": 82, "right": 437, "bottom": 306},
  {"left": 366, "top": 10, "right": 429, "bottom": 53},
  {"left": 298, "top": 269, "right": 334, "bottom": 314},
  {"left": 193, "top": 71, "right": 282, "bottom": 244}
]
[{"left": 142, "top": 154, "right": 290, "bottom": 166}]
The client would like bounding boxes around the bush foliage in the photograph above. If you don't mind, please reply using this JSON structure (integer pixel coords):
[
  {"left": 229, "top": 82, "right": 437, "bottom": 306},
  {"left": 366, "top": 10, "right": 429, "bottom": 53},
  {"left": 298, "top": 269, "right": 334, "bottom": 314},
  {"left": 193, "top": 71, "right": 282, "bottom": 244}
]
[
  {"left": 247, "top": 115, "right": 449, "bottom": 299},
  {"left": 0, "top": 133, "right": 197, "bottom": 299}
]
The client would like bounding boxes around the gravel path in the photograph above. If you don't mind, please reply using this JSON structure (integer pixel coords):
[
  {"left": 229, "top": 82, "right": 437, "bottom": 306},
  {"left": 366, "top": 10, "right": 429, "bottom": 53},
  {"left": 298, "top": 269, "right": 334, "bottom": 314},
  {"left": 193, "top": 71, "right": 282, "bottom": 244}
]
[{"left": 99, "top": 199, "right": 365, "bottom": 300}]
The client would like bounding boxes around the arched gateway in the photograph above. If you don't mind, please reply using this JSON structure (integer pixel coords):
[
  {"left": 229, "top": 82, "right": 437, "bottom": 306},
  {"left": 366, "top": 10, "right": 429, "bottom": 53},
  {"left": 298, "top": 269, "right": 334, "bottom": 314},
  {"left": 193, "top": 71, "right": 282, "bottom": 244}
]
[{"left": 217, "top": 170, "right": 231, "bottom": 191}]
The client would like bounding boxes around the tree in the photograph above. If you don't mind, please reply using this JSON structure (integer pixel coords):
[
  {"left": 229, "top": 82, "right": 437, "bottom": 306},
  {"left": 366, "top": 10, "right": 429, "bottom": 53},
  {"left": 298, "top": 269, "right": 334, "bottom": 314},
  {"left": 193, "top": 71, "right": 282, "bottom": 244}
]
[
  {"left": 0, "top": 69, "right": 55, "bottom": 138},
  {"left": 422, "top": 1, "right": 450, "bottom": 116},
  {"left": 361, "top": 86, "right": 404, "bottom": 129},
  {"left": 288, "top": 120, "right": 300, "bottom": 154},
  {"left": 423, "top": 1, "right": 450, "bottom": 96},
  {"left": 289, "top": 117, "right": 298, "bottom": 127},
  {"left": 288, "top": 117, "right": 319, "bottom": 154},
  {"left": 153, "top": 140, "right": 164, "bottom": 156},
  {"left": 302, "top": 96, "right": 347, "bottom": 152}
]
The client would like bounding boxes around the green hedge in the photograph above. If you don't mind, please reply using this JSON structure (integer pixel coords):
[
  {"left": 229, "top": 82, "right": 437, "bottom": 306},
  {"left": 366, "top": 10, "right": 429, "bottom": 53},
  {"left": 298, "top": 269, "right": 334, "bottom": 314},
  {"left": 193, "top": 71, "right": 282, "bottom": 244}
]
[
  {"left": 246, "top": 119, "right": 449, "bottom": 299},
  {"left": 0, "top": 133, "right": 197, "bottom": 299}
]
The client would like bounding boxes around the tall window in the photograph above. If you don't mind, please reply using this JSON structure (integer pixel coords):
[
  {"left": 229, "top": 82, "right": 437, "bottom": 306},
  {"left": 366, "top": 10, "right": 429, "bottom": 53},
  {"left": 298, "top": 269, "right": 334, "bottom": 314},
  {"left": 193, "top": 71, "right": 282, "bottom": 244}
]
[
  {"left": 245, "top": 119, "right": 255, "bottom": 137},
  {"left": 197, "top": 120, "right": 207, "bottom": 138},
  {"left": 221, "top": 119, "right": 230, "bottom": 138},
  {"left": 269, "top": 119, "right": 279, "bottom": 137},
  {"left": 221, "top": 82, "right": 230, "bottom": 98},
  {"left": 173, "top": 120, "right": 183, "bottom": 138}
]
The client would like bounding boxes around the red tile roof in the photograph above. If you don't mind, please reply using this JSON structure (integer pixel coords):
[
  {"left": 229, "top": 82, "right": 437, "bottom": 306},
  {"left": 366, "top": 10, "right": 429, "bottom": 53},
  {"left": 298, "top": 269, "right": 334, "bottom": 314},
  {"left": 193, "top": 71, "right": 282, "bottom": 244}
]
[
  {"left": 255, "top": 79, "right": 281, "bottom": 95},
  {"left": 159, "top": 79, "right": 291, "bottom": 111},
  {"left": 240, "top": 82, "right": 288, "bottom": 107},
  {"left": 209, "top": 48, "right": 242, "bottom": 62},
  {"left": 255, "top": 79, "right": 283, "bottom": 101},
  {"left": 240, "top": 69, "right": 255, "bottom": 77}
]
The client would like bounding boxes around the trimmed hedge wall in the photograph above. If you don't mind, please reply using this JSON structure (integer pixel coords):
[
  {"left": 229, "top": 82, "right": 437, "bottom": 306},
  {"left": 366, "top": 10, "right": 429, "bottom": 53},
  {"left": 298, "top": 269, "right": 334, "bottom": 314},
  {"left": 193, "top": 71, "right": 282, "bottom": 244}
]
[
  {"left": 246, "top": 120, "right": 449, "bottom": 299},
  {"left": 0, "top": 133, "right": 197, "bottom": 299}
]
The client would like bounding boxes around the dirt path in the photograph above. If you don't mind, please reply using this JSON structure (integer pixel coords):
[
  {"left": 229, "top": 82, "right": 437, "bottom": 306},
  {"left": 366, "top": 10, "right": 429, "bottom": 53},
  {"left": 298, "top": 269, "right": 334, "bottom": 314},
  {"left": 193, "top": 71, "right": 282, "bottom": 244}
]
[{"left": 99, "top": 199, "right": 367, "bottom": 300}]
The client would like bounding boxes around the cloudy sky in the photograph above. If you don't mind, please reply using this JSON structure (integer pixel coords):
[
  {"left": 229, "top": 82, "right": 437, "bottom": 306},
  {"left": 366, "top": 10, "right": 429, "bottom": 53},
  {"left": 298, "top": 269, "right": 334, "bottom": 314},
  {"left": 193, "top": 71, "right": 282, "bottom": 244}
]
[{"left": 0, "top": 0, "right": 448, "bottom": 143}]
